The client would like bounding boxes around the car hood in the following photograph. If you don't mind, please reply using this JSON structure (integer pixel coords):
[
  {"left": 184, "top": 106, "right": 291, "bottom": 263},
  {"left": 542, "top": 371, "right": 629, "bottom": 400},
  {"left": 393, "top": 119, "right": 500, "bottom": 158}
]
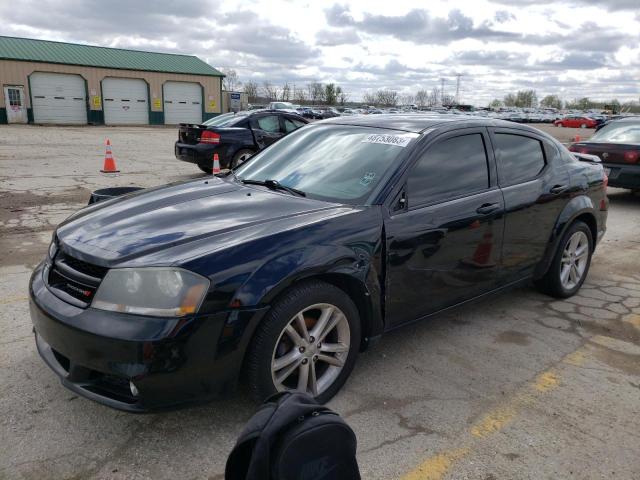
[{"left": 56, "top": 178, "right": 349, "bottom": 266}]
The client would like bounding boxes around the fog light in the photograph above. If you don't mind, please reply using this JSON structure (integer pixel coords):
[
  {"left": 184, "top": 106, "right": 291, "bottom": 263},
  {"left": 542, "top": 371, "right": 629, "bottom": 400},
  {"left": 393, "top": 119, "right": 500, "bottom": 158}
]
[{"left": 129, "top": 380, "right": 139, "bottom": 397}]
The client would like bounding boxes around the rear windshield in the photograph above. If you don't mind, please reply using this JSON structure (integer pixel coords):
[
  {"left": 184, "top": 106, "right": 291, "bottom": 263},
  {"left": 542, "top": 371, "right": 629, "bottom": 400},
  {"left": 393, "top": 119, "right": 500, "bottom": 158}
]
[
  {"left": 234, "top": 124, "right": 418, "bottom": 204},
  {"left": 202, "top": 113, "right": 248, "bottom": 127},
  {"left": 590, "top": 122, "right": 640, "bottom": 144}
]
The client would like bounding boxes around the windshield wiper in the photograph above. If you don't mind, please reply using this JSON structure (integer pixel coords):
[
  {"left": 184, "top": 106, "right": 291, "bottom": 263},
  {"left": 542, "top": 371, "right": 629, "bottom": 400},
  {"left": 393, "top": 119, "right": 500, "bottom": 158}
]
[{"left": 241, "top": 179, "right": 306, "bottom": 197}]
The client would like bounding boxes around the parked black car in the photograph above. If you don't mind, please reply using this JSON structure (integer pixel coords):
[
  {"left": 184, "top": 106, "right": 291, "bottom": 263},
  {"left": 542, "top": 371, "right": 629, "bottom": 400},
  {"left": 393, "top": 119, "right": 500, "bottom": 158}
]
[
  {"left": 570, "top": 117, "right": 640, "bottom": 191},
  {"left": 174, "top": 110, "right": 308, "bottom": 173},
  {"left": 30, "top": 115, "right": 607, "bottom": 412},
  {"left": 297, "top": 107, "right": 321, "bottom": 119}
]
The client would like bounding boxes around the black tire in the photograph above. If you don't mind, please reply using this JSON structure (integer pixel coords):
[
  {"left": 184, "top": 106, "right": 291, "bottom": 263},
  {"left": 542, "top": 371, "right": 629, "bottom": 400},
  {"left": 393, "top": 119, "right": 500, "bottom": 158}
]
[
  {"left": 231, "top": 149, "right": 254, "bottom": 169},
  {"left": 198, "top": 164, "right": 212, "bottom": 174},
  {"left": 535, "top": 220, "right": 593, "bottom": 298},
  {"left": 246, "top": 280, "right": 361, "bottom": 404}
]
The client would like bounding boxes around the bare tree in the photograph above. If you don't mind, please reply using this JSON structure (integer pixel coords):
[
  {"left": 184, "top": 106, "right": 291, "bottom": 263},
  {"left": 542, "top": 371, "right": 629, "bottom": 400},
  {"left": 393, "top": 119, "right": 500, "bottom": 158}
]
[
  {"left": 376, "top": 89, "right": 398, "bottom": 107},
  {"left": 243, "top": 81, "right": 259, "bottom": 103},
  {"left": 307, "top": 82, "right": 325, "bottom": 105},
  {"left": 401, "top": 94, "right": 415, "bottom": 106},
  {"left": 262, "top": 81, "right": 279, "bottom": 101},
  {"left": 221, "top": 68, "right": 242, "bottom": 92},
  {"left": 415, "top": 89, "right": 428, "bottom": 107},
  {"left": 280, "top": 83, "right": 291, "bottom": 102},
  {"left": 294, "top": 88, "right": 307, "bottom": 105},
  {"left": 338, "top": 89, "right": 349, "bottom": 106},
  {"left": 362, "top": 91, "right": 377, "bottom": 105}
]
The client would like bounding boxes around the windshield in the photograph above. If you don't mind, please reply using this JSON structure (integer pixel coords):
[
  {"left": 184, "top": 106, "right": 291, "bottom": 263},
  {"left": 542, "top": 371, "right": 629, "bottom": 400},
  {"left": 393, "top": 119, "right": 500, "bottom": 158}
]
[
  {"left": 234, "top": 125, "right": 418, "bottom": 204},
  {"left": 590, "top": 122, "right": 640, "bottom": 144},
  {"left": 202, "top": 112, "right": 248, "bottom": 127}
]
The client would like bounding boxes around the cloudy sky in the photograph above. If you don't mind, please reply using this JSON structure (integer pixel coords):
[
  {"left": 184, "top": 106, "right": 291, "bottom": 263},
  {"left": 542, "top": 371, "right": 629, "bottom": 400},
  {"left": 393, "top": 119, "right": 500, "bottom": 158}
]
[{"left": 0, "top": 0, "right": 638, "bottom": 105}]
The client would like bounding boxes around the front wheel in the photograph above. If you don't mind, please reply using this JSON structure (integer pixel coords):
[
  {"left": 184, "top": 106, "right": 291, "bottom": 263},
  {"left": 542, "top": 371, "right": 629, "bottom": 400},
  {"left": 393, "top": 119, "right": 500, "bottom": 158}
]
[
  {"left": 535, "top": 220, "right": 593, "bottom": 298},
  {"left": 246, "top": 280, "right": 361, "bottom": 403}
]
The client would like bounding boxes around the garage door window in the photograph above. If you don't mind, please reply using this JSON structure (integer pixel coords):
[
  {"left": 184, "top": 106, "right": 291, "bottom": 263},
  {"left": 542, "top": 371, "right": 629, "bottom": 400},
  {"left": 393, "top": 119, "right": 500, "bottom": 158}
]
[
  {"left": 494, "top": 133, "right": 546, "bottom": 186},
  {"left": 408, "top": 133, "right": 490, "bottom": 207},
  {"left": 257, "top": 116, "right": 280, "bottom": 133}
]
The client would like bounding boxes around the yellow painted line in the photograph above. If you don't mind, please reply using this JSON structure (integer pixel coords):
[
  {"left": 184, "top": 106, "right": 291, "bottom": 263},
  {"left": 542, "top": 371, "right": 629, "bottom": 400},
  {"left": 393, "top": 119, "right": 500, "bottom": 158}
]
[
  {"left": 533, "top": 370, "right": 560, "bottom": 392},
  {"left": 0, "top": 295, "right": 28, "bottom": 305},
  {"left": 401, "top": 448, "right": 469, "bottom": 480},
  {"left": 470, "top": 406, "right": 516, "bottom": 438},
  {"left": 623, "top": 313, "right": 640, "bottom": 329},
  {"left": 401, "top": 344, "right": 590, "bottom": 479}
]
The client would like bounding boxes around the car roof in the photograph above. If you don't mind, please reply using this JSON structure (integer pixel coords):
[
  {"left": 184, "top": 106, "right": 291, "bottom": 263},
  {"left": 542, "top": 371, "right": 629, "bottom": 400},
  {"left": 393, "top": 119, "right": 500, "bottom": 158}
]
[{"left": 318, "top": 113, "right": 541, "bottom": 134}]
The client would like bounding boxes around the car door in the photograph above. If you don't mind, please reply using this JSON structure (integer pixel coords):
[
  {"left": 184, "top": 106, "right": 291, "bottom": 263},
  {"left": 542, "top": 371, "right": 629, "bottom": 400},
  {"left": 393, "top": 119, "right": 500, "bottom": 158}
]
[
  {"left": 251, "top": 114, "right": 284, "bottom": 149},
  {"left": 385, "top": 128, "right": 505, "bottom": 328},
  {"left": 489, "top": 127, "right": 572, "bottom": 282}
]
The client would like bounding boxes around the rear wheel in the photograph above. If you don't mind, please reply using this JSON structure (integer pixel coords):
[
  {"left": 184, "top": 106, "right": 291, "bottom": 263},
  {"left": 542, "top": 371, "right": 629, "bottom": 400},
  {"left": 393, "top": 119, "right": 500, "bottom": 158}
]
[
  {"left": 535, "top": 221, "right": 593, "bottom": 298},
  {"left": 580, "top": 123, "right": 587, "bottom": 129},
  {"left": 246, "top": 280, "right": 361, "bottom": 403},
  {"left": 231, "top": 149, "right": 254, "bottom": 169}
]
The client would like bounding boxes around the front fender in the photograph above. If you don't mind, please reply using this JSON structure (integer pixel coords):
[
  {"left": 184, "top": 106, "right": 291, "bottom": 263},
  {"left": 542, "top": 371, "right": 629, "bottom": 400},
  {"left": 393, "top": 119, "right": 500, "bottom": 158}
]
[{"left": 534, "top": 195, "right": 596, "bottom": 279}]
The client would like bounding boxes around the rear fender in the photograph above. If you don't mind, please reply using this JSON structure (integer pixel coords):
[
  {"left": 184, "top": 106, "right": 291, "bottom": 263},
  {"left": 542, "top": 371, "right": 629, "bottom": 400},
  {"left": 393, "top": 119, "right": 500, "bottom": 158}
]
[{"left": 534, "top": 195, "right": 596, "bottom": 279}]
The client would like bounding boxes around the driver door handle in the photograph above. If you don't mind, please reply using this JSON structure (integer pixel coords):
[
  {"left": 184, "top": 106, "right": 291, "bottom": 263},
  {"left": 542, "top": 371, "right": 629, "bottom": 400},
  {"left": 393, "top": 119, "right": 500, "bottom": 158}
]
[
  {"left": 550, "top": 184, "right": 568, "bottom": 195},
  {"left": 476, "top": 203, "right": 500, "bottom": 215}
]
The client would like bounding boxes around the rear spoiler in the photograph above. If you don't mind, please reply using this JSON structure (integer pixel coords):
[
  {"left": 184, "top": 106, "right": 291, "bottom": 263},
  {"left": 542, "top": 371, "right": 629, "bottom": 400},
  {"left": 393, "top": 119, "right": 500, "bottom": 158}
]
[{"left": 572, "top": 152, "right": 601, "bottom": 164}]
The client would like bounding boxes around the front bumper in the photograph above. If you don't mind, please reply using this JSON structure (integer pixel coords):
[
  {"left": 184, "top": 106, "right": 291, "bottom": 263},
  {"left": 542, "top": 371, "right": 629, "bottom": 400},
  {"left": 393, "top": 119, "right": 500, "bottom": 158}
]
[
  {"left": 604, "top": 162, "right": 640, "bottom": 190},
  {"left": 29, "top": 263, "right": 268, "bottom": 412}
]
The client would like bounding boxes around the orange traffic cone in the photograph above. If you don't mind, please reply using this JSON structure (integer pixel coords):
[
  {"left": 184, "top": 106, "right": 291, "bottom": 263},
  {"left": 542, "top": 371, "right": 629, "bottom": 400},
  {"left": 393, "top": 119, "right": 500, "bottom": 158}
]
[
  {"left": 574, "top": 135, "right": 581, "bottom": 142},
  {"left": 101, "top": 139, "right": 120, "bottom": 173},
  {"left": 212, "top": 153, "right": 221, "bottom": 174}
]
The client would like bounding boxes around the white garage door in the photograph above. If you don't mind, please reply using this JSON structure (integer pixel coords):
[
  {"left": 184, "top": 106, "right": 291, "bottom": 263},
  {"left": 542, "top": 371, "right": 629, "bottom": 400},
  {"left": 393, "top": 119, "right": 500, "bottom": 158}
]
[
  {"left": 30, "top": 72, "right": 87, "bottom": 124},
  {"left": 164, "top": 81, "right": 202, "bottom": 124},
  {"left": 102, "top": 78, "right": 148, "bottom": 125}
]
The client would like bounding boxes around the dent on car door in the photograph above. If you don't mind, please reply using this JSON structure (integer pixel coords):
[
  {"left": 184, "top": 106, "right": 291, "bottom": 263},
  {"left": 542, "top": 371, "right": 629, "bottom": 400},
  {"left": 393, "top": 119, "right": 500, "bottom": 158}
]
[
  {"left": 251, "top": 114, "right": 284, "bottom": 149},
  {"left": 385, "top": 129, "right": 505, "bottom": 328},
  {"left": 490, "top": 129, "right": 572, "bottom": 282}
]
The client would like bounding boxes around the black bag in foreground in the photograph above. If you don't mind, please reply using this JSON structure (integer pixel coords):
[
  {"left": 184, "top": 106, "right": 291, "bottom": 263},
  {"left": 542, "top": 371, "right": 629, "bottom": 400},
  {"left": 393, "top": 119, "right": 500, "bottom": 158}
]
[{"left": 225, "top": 392, "right": 361, "bottom": 480}]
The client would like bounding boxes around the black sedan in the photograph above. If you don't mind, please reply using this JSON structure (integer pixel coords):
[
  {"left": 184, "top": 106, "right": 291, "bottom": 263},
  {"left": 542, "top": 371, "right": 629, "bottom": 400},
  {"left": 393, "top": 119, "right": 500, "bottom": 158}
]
[
  {"left": 174, "top": 110, "right": 308, "bottom": 173},
  {"left": 30, "top": 115, "right": 607, "bottom": 411},
  {"left": 570, "top": 117, "right": 640, "bottom": 191}
]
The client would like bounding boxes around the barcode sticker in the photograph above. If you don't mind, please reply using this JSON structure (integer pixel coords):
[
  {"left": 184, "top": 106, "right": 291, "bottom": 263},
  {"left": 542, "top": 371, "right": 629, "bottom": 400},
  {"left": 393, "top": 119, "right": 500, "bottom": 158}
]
[{"left": 362, "top": 133, "right": 415, "bottom": 147}]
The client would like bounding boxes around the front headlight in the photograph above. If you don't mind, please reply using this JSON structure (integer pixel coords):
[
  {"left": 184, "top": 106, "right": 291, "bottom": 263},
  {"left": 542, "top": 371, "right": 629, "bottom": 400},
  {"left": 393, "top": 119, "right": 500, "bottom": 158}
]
[{"left": 92, "top": 268, "right": 210, "bottom": 317}]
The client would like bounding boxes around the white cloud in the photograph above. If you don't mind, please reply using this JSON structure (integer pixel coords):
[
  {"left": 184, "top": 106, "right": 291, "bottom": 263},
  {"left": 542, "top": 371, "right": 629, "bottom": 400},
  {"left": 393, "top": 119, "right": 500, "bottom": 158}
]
[{"left": 0, "top": 0, "right": 638, "bottom": 105}]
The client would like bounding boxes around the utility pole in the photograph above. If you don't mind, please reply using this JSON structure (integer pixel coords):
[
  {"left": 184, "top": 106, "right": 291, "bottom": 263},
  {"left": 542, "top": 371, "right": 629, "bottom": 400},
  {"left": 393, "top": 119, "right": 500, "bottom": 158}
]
[
  {"left": 455, "top": 73, "right": 463, "bottom": 105},
  {"left": 440, "top": 78, "right": 445, "bottom": 107}
]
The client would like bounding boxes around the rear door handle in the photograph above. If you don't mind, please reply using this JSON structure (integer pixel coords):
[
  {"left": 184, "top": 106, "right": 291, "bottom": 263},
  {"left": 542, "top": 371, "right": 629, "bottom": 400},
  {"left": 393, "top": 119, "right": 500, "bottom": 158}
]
[
  {"left": 550, "top": 184, "right": 568, "bottom": 194},
  {"left": 476, "top": 203, "right": 500, "bottom": 215}
]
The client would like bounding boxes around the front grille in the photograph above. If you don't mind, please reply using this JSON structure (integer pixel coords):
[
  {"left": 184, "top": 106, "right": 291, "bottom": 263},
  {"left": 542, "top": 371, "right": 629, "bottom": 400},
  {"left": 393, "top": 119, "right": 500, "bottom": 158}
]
[{"left": 47, "top": 251, "right": 107, "bottom": 307}]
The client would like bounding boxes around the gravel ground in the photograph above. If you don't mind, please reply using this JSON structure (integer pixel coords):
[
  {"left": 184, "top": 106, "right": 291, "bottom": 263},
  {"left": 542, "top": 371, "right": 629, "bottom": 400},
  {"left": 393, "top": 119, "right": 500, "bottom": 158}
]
[{"left": 1, "top": 123, "right": 639, "bottom": 480}]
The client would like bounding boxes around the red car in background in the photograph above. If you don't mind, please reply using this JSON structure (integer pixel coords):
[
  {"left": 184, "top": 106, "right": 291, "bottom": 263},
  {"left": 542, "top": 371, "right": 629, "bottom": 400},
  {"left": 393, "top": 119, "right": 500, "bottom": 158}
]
[{"left": 554, "top": 116, "right": 598, "bottom": 128}]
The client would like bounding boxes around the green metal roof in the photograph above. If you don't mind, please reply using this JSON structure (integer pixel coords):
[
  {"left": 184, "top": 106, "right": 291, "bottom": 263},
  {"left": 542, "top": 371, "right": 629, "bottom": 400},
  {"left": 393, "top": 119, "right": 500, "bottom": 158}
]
[{"left": 0, "top": 36, "right": 224, "bottom": 77}]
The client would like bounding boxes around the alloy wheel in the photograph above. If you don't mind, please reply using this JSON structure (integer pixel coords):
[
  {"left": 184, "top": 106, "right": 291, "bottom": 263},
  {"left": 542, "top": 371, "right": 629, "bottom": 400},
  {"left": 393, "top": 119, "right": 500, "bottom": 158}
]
[
  {"left": 560, "top": 231, "right": 589, "bottom": 290},
  {"left": 271, "top": 303, "right": 350, "bottom": 397}
]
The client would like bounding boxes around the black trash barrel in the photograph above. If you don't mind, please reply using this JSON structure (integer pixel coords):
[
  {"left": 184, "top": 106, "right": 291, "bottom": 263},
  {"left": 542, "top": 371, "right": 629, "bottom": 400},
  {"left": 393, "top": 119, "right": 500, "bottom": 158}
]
[{"left": 88, "top": 187, "right": 144, "bottom": 205}]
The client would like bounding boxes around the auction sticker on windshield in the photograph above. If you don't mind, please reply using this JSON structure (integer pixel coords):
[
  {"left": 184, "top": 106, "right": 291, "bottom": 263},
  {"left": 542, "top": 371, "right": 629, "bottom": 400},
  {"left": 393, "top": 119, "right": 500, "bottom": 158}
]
[{"left": 362, "top": 133, "right": 417, "bottom": 147}]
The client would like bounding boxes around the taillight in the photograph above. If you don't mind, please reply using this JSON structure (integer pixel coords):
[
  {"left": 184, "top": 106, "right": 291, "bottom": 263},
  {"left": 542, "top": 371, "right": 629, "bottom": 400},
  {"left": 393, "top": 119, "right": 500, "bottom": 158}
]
[
  {"left": 568, "top": 145, "right": 588, "bottom": 154},
  {"left": 624, "top": 150, "right": 638, "bottom": 163},
  {"left": 199, "top": 130, "right": 220, "bottom": 144},
  {"left": 568, "top": 145, "right": 577, "bottom": 152}
]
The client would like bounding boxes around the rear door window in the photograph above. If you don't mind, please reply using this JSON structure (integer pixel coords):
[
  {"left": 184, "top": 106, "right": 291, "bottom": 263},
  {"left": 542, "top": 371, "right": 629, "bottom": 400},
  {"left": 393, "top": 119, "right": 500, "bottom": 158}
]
[
  {"left": 256, "top": 115, "right": 281, "bottom": 133},
  {"left": 408, "top": 133, "right": 490, "bottom": 207},
  {"left": 493, "top": 133, "right": 546, "bottom": 186},
  {"left": 284, "top": 117, "right": 306, "bottom": 133}
]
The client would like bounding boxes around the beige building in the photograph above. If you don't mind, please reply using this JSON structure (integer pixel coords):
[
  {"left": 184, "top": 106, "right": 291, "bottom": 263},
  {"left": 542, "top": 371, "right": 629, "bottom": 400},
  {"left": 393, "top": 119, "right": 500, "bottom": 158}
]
[{"left": 0, "top": 36, "right": 224, "bottom": 125}]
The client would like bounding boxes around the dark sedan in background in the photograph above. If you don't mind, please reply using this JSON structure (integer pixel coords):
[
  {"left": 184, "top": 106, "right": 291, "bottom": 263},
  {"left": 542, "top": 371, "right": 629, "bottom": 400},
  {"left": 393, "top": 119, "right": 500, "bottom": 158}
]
[
  {"left": 570, "top": 117, "right": 640, "bottom": 191},
  {"left": 30, "top": 115, "right": 607, "bottom": 411},
  {"left": 174, "top": 110, "right": 308, "bottom": 173}
]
